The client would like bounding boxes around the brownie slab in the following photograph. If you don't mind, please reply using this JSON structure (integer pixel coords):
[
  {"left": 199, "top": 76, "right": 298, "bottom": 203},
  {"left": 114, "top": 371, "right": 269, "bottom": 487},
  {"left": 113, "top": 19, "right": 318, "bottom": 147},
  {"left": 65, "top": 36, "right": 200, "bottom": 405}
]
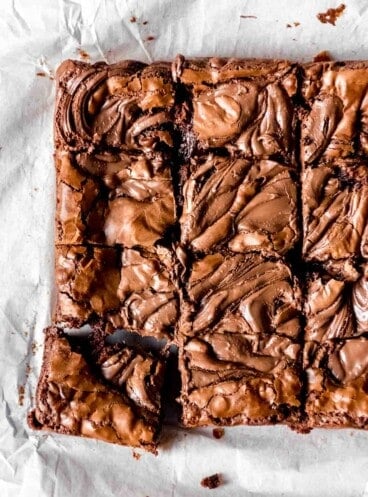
[
  {"left": 180, "top": 154, "right": 298, "bottom": 255},
  {"left": 301, "top": 61, "right": 368, "bottom": 167},
  {"left": 173, "top": 56, "right": 298, "bottom": 161},
  {"left": 28, "top": 327, "right": 165, "bottom": 450},
  {"left": 56, "top": 151, "right": 175, "bottom": 247},
  {"left": 178, "top": 252, "right": 302, "bottom": 427},
  {"left": 302, "top": 162, "right": 368, "bottom": 279},
  {"left": 55, "top": 245, "right": 179, "bottom": 340},
  {"left": 55, "top": 60, "right": 175, "bottom": 152}
]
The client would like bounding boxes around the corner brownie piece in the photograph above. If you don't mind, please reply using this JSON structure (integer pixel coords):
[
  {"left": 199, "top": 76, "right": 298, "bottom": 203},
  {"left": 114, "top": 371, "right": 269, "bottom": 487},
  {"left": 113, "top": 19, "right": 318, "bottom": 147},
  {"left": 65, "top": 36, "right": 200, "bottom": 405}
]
[
  {"left": 173, "top": 56, "right": 298, "bottom": 162},
  {"left": 304, "top": 269, "right": 368, "bottom": 428},
  {"left": 56, "top": 151, "right": 175, "bottom": 246},
  {"left": 302, "top": 161, "right": 368, "bottom": 279},
  {"left": 55, "top": 245, "right": 179, "bottom": 340},
  {"left": 301, "top": 61, "right": 368, "bottom": 167},
  {"left": 28, "top": 327, "right": 165, "bottom": 450},
  {"left": 55, "top": 60, "right": 175, "bottom": 152},
  {"left": 178, "top": 252, "right": 302, "bottom": 427},
  {"left": 180, "top": 153, "right": 298, "bottom": 255}
]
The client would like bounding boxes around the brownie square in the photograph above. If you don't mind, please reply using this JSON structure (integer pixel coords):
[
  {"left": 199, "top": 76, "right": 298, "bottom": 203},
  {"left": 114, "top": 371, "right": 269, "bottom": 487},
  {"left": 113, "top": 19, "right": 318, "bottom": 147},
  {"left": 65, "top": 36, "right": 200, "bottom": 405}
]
[
  {"left": 173, "top": 56, "right": 298, "bottom": 161},
  {"left": 304, "top": 338, "right": 368, "bottom": 428},
  {"left": 109, "top": 246, "right": 179, "bottom": 340},
  {"left": 302, "top": 161, "right": 368, "bottom": 279},
  {"left": 56, "top": 150, "right": 176, "bottom": 247},
  {"left": 28, "top": 327, "right": 165, "bottom": 450},
  {"left": 301, "top": 61, "right": 368, "bottom": 167},
  {"left": 304, "top": 270, "right": 368, "bottom": 342},
  {"left": 178, "top": 252, "right": 302, "bottom": 427},
  {"left": 55, "top": 60, "right": 175, "bottom": 152},
  {"left": 55, "top": 245, "right": 179, "bottom": 340},
  {"left": 55, "top": 245, "right": 121, "bottom": 325},
  {"left": 180, "top": 153, "right": 298, "bottom": 255}
]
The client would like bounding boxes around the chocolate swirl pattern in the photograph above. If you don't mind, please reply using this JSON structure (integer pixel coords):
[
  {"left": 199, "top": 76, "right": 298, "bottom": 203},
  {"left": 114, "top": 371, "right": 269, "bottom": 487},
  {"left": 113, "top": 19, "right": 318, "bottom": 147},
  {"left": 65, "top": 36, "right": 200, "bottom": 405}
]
[
  {"left": 304, "top": 338, "right": 368, "bottom": 427},
  {"left": 302, "top": 164, "right": 368, "bottom": 274},
  {"left": 55, "top": 60, "right": 175, "bottom": 151},
  {"left": 28, "top": 328, "right": 162, "bottom": 449},
  {"left": 173, "top": 56, "right": 297, "bottom": 160},
  {"left": 182, "top": 252, "right": 301, "bottom": 339},
  {"left": 301, "top": 62, "right": 368, "bottom": 165},
  {"left": 56, "top": 151, "right": 176, "bottom": 247},
  {"left": 180, "top": 155, "right": 298, "bottom": 255}
]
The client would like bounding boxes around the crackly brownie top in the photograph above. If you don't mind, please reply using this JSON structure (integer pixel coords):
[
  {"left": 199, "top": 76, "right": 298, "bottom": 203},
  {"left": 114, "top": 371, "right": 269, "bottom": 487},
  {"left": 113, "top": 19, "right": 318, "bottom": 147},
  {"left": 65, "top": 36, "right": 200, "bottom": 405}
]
[
  {"left": 55, "top": 59, "right": 175, "bottom": 151},
  {"left": 172, "top": 55, "right": 297, "bottom": 159},
  {"left": 181, "top": 252, "right": 301, "bottom": 339},
  {"left": 302, "top": 162, "right": 368, "bottom": 276},
  {"left": 301, "top": 61, "right": 368, "bottom": 165},
  {"left": 28, "top": 327, "right": 163, "bottom": 449},
  {"left": 180, "top": 154, "right": 298, "bottom": 255}
]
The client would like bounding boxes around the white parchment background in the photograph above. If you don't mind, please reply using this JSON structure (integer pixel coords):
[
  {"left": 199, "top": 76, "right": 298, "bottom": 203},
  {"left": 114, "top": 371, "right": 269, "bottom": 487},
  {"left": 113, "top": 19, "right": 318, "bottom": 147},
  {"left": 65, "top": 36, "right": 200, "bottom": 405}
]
[{"left": 2, "top": 1, "right": 368, "bottom": 496}]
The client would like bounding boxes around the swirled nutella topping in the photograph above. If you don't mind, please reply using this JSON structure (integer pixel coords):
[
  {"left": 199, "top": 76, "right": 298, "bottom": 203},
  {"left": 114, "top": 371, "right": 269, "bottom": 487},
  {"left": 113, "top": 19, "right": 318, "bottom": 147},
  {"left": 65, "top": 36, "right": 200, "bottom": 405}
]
[
  {"left": 55, "top": 246, "right": 121, "bottom": 324},
  {"left": 305, "top": 338, "right": 368, "bottom": 427},
  {"left": 56, "top": 151, "right": 175, "bottom": 247},
  {"left": 55, "top": 60, "right": 175, "bottom": 151},
  {"left": 302, "top": 164, "right": 368, "bottom": 276},
  {"left": 109, "top": 246, "right": 179, "bottom": 340},
  {"left": 182, "top": 252, "right": 301, "bottom": 339},
  {"left": 172, "top": 56, "right": 297, "bottom": 159},
  {"left": 301, "top": 61, "right": 368, "bottom": 165},
  {"left": 180, "top": 331, "right": 301, "bottom": 427},
  {"left": 28, "top": 328, "right": 160, "bottom": 449},
  {"left": 180, "top": 155, "right": 298, "bottom": 255}
]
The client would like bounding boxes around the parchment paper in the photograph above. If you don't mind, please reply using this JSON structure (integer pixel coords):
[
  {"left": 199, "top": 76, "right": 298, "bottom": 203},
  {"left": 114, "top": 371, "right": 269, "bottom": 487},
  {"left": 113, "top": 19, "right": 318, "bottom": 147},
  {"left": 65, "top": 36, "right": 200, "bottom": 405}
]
[{"left": 2, "top": 1, "right": 368, "bottom": 496}]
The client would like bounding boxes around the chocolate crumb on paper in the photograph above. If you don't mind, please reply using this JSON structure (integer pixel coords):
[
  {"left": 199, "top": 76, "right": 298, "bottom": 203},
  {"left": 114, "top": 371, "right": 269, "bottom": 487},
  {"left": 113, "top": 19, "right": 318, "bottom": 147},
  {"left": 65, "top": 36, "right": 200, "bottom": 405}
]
[
  {"left": 132, "top": 450, "right": 141, "bottom": 460},
  {"left": 212, "top": 428, "right": 225, "bottom": 439},
  {"left": 313, "top": 50, "right": 332, "bottom": 62},
  {"left": 201, "top": 474, "right": 223, "bottom": 489},
  {"left": 130, "top": 16, "right": 137, "bottom": 23},
  {"left": 18, "top": 385, "right": 25, "bottom": 406},
  {"left": 77, "top": 49, "right": 90, "bottom": 60},
  {"left": 317, "top": 4, "right": 346, "bottom": 25},
  {"left": 287, "top": 21, "right": 300, "bottom": 28},
  {"left": 240, "top": 15, "right": 257, "bottom": 19},
  {"left": 145, "top": 36, "right": 155, "bottom": 42}
]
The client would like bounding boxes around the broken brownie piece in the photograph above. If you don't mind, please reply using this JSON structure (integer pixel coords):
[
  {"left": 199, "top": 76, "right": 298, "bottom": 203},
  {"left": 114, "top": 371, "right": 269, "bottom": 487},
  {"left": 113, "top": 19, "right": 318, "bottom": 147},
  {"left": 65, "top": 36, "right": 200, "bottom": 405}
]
[
  {"left": 302, "top": 161, "right": 368, "bottom": 280},
  {"left": 55, "top": 150, "right": 176, "bottom": 247},
  {"left": 301, "top": 61, "right": 368, "bottom": 166},
  {"left": 173, "top": 55, "right": 298, "bottom": 162},
  {"left": 178, "top": 252, "right": 302, "bottom": 427},
  {"left": 28, "top": 327, "right": 165, "bottom": 450},
  {"left": 55, "top": 245, "right": 179, "bottom": 340},
  {"left": 55, "top": 59, "right": 176, "bottom": 152},
  {"left": 180, "top": 153, "right": 298, "bottom": 255}
]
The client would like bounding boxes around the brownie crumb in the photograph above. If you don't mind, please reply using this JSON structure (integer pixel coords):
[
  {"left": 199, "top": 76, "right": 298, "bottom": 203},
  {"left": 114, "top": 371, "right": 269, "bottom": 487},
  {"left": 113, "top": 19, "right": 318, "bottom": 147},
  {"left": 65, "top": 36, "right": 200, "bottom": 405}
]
[
  {"left": 212, "top": 428, "right": 225, "bottom": 439},
  {"left": 286, "top": 22, "right": 300, "bottom": 28},
  {"left": 201, "top": 474, "right": 223, "bottom": 489},
  {"left": 240, "top": 15, "right": 257, "bottom": 19},
  {"left": 36, "top": 72, "right": 46, "bottom": 77},
  {"left": 18, "top": 385, "right": 25, "bottom": 406},
  {"left": 317, "top": 4, "right": 345, "bottom": 26},
  {"left": 132, "top": 450, "right": 141, "bottom": 460},
  {"left": 77, "top": 49, "right": 90, "bottom": 60},
  {"left": 146, "top": 36, "right": 155, "bottom": 41},
  {"left": 142, "top": 20, "right": 148, "bottom": 25},
  {"left": 313, "top": 50, "right": 332, "bottom": 62},
  {"left": 130, "top": 16, "right": 137, "bottom": 23}
]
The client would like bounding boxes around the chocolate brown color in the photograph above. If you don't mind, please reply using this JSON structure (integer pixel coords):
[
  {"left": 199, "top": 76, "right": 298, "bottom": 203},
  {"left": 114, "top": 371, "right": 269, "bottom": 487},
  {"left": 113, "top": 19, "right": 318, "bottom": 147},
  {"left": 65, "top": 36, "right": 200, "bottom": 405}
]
[
  {"left": 28, "top": 327, "right": 165, "bottom": 450},
  {"left": 173, "top": 55, "right": 298, "bottom": 161},
  {"left": 302, "top": 162, "right": 368, "bottom": 279},
  {"left": 109, "top": 246, "right": 179, "bottom": 340},
  {"left": 179, "top": 252, "right": 302, "bottom": 427},
  {"left": 55, "top": 59, "right": 175, "bottom": 152},
  {"left": 56, "top": 150, "right": 175, "bottom": 247},
  {"left": 301, "top": 61, "right": 368, "bottom": 166},
  {"left": 180, "top": 154, "right": 298, "bottom": 255}
]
